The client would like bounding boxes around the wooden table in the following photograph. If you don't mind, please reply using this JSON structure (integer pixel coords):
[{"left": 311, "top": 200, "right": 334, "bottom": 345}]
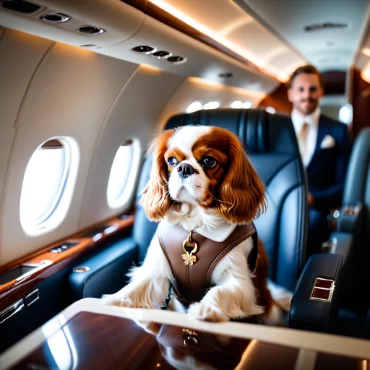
[{"left": 1, "top": 298, "right": 369, "bottom": 369}]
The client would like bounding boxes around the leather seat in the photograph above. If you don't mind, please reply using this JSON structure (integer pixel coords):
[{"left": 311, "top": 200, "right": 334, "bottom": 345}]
[
  {"left": 71, "top": 109, "right": 308, "bottom": 300},
  {"left": 290, "top": 128, "right": 370, "bottom": 337},
  {"left": 333, "top": 128, "right": 370, "bottom": 337}
]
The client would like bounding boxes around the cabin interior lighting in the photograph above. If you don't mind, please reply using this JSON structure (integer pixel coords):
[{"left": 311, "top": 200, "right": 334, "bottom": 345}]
[
  {"left": 147, "top": 0, "right": 284, "bottom": 81},
  {"left": 203, "top": 101, "right": 220, "bottom": 110},
  {"left": 186, "top": 102, "right": 203, "bottom": 113}
]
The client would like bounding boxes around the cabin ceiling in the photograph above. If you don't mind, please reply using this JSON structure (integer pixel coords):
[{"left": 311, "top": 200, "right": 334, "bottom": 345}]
[
  {"left": 1, "top": 0, "right": 370, "bottom": 87},
  {"left": 236, "top": 0, "right": 370, "bottom": 73}
]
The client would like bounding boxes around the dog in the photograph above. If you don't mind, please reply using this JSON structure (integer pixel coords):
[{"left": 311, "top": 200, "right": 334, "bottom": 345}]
[{"left": 103, "top": 125, "right": 287, "bottom": 323}]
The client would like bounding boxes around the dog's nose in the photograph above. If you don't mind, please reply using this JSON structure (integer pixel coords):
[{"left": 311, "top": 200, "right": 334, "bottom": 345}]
[{"left": 177, "top": 163, "right": 195, "bottom": 178}]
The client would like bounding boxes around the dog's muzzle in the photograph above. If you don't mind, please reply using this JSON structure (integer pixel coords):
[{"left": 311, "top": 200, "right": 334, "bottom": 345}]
[{"left": 177, "top": 163, "right": 195, "bottom": 178}]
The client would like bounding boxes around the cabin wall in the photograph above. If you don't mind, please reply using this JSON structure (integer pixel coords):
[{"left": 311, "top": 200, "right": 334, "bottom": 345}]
[
  {"left": 160, "top": 77, "right": 266, "bottom": 125},
  {"left": 350, "top": 68, "right": 370, "bottom": 138},
  {"left": 257, "top": 83, "right": 291, "bottom": 115},
  {"left": 0, "top": 28, "right": 268, "bottom": 266},
  {"left": 0, "top": 28, "right": 183, "bottom": 264}
]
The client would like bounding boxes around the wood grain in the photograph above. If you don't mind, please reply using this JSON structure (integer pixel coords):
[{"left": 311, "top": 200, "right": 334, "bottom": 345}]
[
  {"left": 258, "top": 83, "right": 292, "bottom": 114},
  {"left": 350, "top": 67, "right": 370, "bottom": 138},
  {"left": 0, "top": 216, "right": 134, "bottom": 312}
]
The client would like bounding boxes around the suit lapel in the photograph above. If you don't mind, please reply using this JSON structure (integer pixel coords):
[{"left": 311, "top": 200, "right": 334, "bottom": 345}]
[{"left": 307, "top": 115, "right": 330, "bottom": 171}]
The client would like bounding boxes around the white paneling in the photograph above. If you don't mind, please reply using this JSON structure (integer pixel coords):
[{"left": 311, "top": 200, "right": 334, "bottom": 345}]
[
  {"left": 98, "top": 15, "right": 279, "bottom": 94},
  {"left": 0, "top": 0, "right": 143, "bottom": 48},
  {"left": 238, "top": 0, "right": 370, "bottom": 72},
  {"left": 159, "top": 77, "right": 265, "bottom": 126},
  {"left": 0, "top": 29, "right": 52, "bottom": 215},
  {"left": 0, "top": 39, "right": 138, "bottom": 265},
  {"left": 79, "top": 66, "right": 185, "bottom": 229}
]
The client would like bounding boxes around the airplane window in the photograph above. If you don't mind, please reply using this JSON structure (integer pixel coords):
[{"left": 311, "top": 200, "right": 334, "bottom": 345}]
[
  {"left": 20, "top": 137, "right": 79, "bottom": 236},
  {"left": 107, "top": 139, "right": 141, "bottom": 209}
]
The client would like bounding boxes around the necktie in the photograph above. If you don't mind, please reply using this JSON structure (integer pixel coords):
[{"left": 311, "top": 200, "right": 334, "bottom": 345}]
[{"left": 298, "top": 122, "right": 309, "bottom": 160}]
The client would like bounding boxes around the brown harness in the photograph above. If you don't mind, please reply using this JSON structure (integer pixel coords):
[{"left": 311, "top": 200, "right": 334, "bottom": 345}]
[{"left": 157, "top": 222, "right": 257, "bottom": 305}]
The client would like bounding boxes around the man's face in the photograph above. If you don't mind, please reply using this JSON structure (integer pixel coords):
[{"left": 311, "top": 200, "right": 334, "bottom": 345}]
[{"left": 288, "top": 73, "right": 324, "bottom": 115}]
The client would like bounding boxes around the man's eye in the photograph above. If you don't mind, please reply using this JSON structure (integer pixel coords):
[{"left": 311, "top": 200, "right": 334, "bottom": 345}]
[
  {"left": 201, "top": 156, "right": 217, "bottom": 168},
  {"left": 167, "top": 157, "right": 178, "bottom": 166}
]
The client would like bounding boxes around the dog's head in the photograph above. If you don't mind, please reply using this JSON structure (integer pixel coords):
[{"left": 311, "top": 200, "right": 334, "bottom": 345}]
[{"left": 141, "top": 126, "right": 266, "bottom": 223}]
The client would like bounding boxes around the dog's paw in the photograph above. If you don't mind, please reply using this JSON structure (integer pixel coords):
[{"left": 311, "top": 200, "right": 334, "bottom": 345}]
[
  {"left": 187, "top": 302, "right": 229, "bottom": 322},
  {"left": 101, "top": 294, "right": 133, "bottom": 307}
]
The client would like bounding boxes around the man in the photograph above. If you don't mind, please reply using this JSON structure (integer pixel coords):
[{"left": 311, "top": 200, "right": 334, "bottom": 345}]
[{"left": 287, "top": 65, "right": 351, "bottom": 255}]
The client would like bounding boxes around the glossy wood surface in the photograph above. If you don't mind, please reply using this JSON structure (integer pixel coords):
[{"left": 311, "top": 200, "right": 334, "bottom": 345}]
[
  {"left": 0, "top": 216, "right": 134, "bottom": 312},
  {"left": 9, "top": 311, "right": 365, "bottom": 370},
  {"left": 121, "top": 0, "right": 277, "bottom": 82},
  {"left": 258, "top": 83, "right": 292, "bottom": 114},
  {"left": 351, "top": 67, "right": 370, "bottom": 137}
]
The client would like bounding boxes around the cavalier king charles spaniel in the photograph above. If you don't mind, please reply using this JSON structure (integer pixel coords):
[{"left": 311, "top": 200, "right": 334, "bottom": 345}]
[{"left": 103, "top": 125, "right": 288, "bottom": 323}]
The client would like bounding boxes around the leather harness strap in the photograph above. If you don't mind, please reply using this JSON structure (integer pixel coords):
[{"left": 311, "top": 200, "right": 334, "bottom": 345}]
[{"left": 157, "top": 222, "right": 257, "bottom": 305}]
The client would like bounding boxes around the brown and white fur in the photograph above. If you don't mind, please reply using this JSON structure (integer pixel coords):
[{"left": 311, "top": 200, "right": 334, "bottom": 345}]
[{"left": 103, "top": 126, "right": 287, "bottom": 323}]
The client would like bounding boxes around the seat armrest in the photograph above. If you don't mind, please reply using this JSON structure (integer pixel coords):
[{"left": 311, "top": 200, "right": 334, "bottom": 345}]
[
  {"left": 69, "top": 238, "right": 138, "bottom": 300},
  {"left": 337, "top": 203, "right": 364, "bottom": 234},
  {"left": 289, "top": 253, "right": 345, "bottom": 332}
]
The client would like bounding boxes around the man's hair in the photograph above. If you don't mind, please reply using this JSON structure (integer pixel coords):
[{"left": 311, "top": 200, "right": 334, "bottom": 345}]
[{"left": 288, "top": 65, "right": 324, "bottom": 89}]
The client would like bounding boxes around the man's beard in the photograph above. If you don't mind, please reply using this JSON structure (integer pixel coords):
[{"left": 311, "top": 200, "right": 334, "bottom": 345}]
[{"left": 297, "top": 98, "right": 318, "bottom": 115}]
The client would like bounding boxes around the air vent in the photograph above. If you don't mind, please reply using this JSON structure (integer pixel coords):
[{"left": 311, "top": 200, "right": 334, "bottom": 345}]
[
  {"left": 41, "top": 13, "right": 70, "bottom": 23},
  {"left": 77, "top": 25, "right": 105, "bottom": 35},
  {"left": 219, "top": 72, "right": 233, "bottom": 78},
  {"left": 80, "top": 44, "right": 98, "bottom": 48},
  {"left": 167, "top": 56, "right": 186, "bottom": 64},
  {"left": 132, "top": 45, "right": 156, "bottom": 54},
  {"left": 304, "top": 23, "right": 348, "bottom": 32},
  {"left": 152, "top": 50, "right": 171, "bottom": 59},
  {"left": 1, "top": 0, "right": 40, "bottom": 13}
]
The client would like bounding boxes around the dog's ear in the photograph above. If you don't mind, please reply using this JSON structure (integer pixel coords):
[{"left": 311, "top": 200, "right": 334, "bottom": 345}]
[
  {"left": 141, "top": 130, "right": 174, "bottom": 221},
  {"left": 217, "top": 132, "right": 266, "bottom": 223}
]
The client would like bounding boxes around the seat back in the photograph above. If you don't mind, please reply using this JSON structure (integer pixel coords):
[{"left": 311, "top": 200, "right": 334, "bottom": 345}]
[
  {"left": 134, "top": 109, "right": 308, "bottom": 291},
  {"left": 339, "top": 128, "right": 370, "bottom": 312},
  {"left": 343, "top": 128, "right": 370, "bottom": 208}
]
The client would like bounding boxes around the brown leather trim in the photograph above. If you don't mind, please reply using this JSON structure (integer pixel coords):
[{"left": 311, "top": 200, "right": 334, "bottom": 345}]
[
  {"left": 157, "top": 222, "right": 256, "bottom": 303},
  {"left": 206, "top": 225, "right": 256, "bottom": 283},
  {"left": 0, "top": 215, "right": 134, "bottom": 312},
  {"left": 158, "top": 234, "right": 180, "bottom": 295}
]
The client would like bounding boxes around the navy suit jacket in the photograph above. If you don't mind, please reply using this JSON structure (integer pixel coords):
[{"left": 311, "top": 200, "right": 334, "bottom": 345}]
[{"left": 306, "top": 114, "right": 351, "bottom": 212}]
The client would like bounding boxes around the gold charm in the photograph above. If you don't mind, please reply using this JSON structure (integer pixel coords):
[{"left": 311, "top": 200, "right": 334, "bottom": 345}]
[
  {"left": 182, "top": 252, "right": 197, "bottom": 265},
  {"left": 182, "top": 231, "right": 198, "bottom": 265},
  {"left": 182, "top": 328, "right": 199, "bottom": 346}
]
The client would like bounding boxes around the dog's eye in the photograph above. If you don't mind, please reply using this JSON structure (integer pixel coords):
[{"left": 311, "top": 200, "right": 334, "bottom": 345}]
[
  {"left": 167, "top": 157, "right": 178, "bottom": 166},
  {"left": 201, "top": 156, "right": 217, "bottom": 168}
]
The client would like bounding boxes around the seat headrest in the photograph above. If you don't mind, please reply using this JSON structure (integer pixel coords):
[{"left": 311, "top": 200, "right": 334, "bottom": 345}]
[{"left": 165, "top": 109, "right": 299, "bottom": 155}]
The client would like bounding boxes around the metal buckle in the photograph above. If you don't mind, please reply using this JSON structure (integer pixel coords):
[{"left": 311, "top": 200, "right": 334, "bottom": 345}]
[{"left": 309, "top": 277, "right": 335, "bottom": 302}]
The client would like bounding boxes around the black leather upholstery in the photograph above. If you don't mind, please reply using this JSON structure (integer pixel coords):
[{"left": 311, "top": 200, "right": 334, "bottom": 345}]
[
  {"left": 166, "top": 109, "right": 308, "bottom": 291},
  {"left": 69, "top": 109, "right": 308, "bottom": 300},
  {"left": 69, "top": 238, "right": 137, "bottom": 299},
  {"left": 291, "top": 128, "right": 370, "bottom": 337},
  {"left": 290, "top": 253, "right": 344, "bottom": 331},
  {"left": 334, "top": 128, "right": 370, "bottom": 336}
]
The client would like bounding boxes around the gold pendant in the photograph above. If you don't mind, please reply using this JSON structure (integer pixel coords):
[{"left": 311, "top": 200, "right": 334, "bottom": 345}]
[{"left": 182, "top": 231, "right": 198, "bottom": 265}]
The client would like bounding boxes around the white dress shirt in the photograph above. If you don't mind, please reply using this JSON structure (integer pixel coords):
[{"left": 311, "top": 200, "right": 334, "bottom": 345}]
[{"left": 291, "top": 107, "right": 321, "bottom": 167}]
